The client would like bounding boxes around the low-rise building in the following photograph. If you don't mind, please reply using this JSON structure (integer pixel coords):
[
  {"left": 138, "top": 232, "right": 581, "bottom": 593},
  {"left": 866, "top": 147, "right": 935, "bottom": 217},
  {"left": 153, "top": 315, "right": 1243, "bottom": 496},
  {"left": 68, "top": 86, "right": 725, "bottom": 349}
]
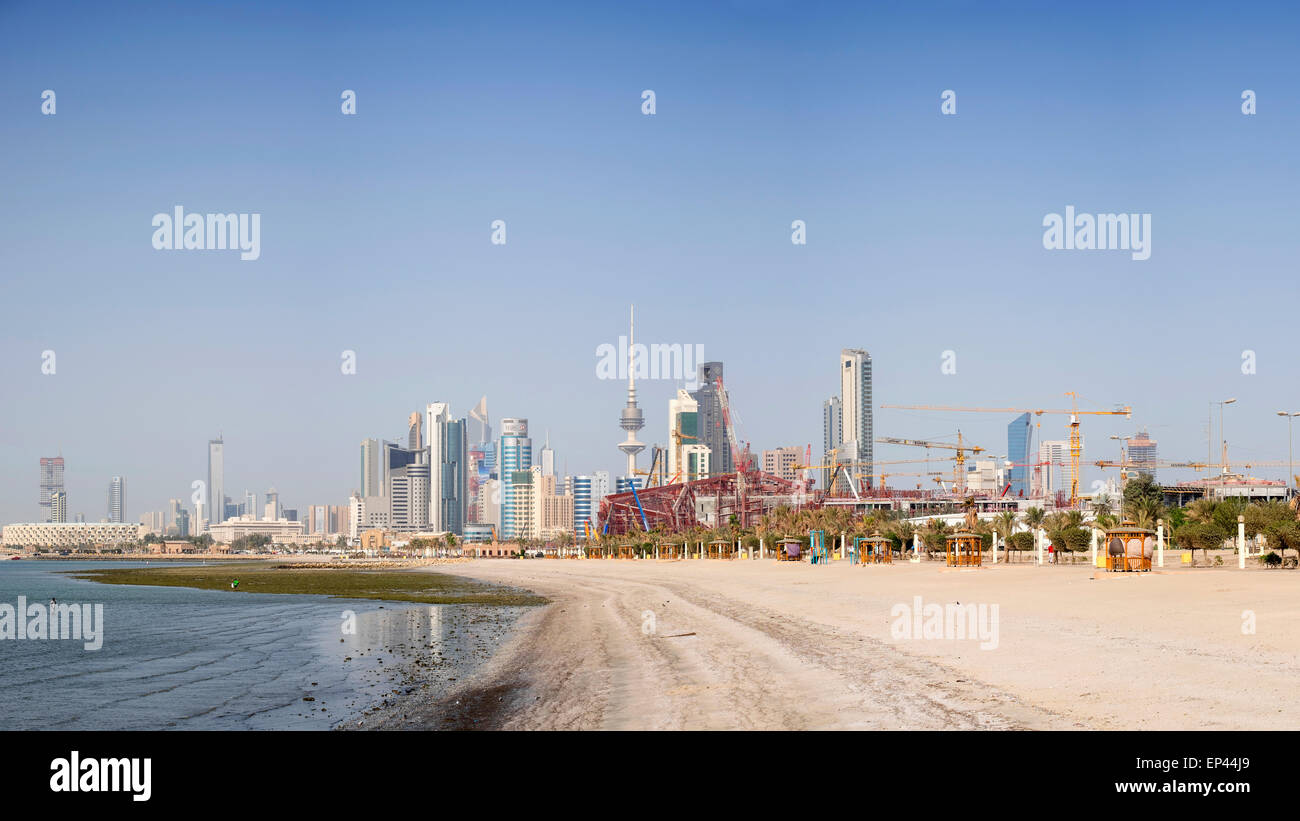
[{"left": 2, "top": 522, "right": 146, "bottom": 549}]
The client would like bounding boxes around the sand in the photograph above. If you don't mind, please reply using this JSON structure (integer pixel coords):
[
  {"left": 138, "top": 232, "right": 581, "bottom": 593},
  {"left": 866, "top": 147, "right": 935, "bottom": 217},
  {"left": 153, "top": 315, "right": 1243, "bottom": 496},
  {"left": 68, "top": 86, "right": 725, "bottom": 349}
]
[{"left": 369, "top": 554, "right": 1300, "bottom": 730}]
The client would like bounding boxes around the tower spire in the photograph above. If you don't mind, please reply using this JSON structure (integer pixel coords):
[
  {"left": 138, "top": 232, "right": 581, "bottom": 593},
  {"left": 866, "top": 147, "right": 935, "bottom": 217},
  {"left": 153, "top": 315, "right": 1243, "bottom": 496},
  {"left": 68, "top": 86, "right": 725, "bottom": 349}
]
[{"left": 618, "top": 304, "right": 646, "bottom": 482}]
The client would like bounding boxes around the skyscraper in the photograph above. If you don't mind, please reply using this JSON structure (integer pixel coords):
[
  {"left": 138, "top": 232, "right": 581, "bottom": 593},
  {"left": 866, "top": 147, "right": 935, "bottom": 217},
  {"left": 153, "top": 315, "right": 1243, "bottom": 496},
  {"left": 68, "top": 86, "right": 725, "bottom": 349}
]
[
  {"left": 499, "top": 418, "right": 532, "bottom": 540},
  {"left": 208, "top": 438, "right": 225, "bottom": 527},
  {"left": 839, "top": 349, "right": 873, "bottom": 486},
  {"left": 265, "top": 488, "right": 282, "bottom": 520},
  {"left": 668, "top": 389, "right": 707, "bottom": 482},
  {"left": 408, "top": 411, "right": 423, "bottom": 450},
  {"left": 107, "top": 476, "right": 126, "bottom": 523},
  {"left": 360, "top": 438, "right": 383, "bottom": 497},
  {"left": 573, "top": 475, "right": 595, "bottom": 537},
  {"left": 539, "top": 431, "right": 555, "bottom": 477},
  {"left": 822, "top": 396, "right": 842, "bottom": 491},
  {"left": 1007, "top": 413, "right": 1032, "bottom": 497},
  {"left": 39, "top": 456, "right": 65, "bottom": 521},
  {"left": 51, "top": 490, "right": 67, "bottom": 524},
  {"left": 427, "top": 402, "right": 469, "bottom": 535},
  {"left": 690, "top": 361, "right": 734, "bottom": 475},
  {"left": 617, "top": 306, "right": 646, "bottom": 481},
  {"left": 244, "top": 490, "right": 257, "bottom": 519}
]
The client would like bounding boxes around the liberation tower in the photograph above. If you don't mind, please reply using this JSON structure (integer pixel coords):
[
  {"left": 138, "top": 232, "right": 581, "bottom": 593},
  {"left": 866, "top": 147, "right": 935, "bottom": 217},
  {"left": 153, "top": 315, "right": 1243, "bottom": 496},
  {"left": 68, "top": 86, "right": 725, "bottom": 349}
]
[{"left": 618, "top": 305, "right": 645, "bottom": 479}]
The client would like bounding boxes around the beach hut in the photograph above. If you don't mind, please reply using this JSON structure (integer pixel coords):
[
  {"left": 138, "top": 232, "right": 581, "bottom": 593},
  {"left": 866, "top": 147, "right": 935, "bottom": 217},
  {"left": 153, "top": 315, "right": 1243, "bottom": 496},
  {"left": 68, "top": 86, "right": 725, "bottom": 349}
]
[
  {"left": 858, "top": 532, "right": 892, "bottom": 564},
  {"left": 945, "top": 532, "right": 983, "bottom": 567},
  {"left": 617, "top": 544, "right": 639, "bottom": 560},
  {"left": 1104, "top": 521, "right": 1154, "bottom": 572},
  {"left": 776, "top": 537, "right": 803, "bottom": 562},
  {"left": 587, "top": 543, "right": 609, "bottom": 559},
  {"left": 658, "top": 542, "right": 682, "bottom": 560},
  {"left": 707, "top": 539, "right": 736, "bottom": 560}
]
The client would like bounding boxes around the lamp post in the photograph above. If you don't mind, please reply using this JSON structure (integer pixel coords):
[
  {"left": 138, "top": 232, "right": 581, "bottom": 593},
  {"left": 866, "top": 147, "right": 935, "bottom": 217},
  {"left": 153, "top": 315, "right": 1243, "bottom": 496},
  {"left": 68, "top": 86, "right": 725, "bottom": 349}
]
[
  {"left": 1277, "top": 411, "right": 1299, "bottom": 491},
  {"left": 1211, "top": 398, "right": 1237, "bottom": 474}
]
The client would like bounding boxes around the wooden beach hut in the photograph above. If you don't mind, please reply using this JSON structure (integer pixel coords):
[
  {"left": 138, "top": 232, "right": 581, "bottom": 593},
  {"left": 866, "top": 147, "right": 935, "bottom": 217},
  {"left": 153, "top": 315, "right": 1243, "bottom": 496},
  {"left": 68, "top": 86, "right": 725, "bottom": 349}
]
[
  {"left": 1104, "top": 521, "right": 1154, "bottom": 572},
  {"left": 707, "top": 539, "right": 736, "bottom": 560},
  {"left": 586, "top": 543, "right": 609, "bottom": 559},
  {"left": 617, "top": 543, "right": 639, "bottom": 560},
  {"left": 657, "top": 542, "right": 683, "bottom": 560},
  {"left": 776, "top": 537, "right": 803, "bottom": 562},
  {"left": 859, "top": 532, "right": 892, "bottom": 564},
  {"left": 945, "top": 531, "right": 983, "bottom": 567}
]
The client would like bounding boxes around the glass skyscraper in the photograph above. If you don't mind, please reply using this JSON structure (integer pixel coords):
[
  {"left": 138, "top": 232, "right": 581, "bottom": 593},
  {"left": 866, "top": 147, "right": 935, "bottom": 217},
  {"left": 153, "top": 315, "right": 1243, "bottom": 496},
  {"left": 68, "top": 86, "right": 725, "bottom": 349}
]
[{"left": 1007, "top": 413, "right": 1032, "bottom": 497}]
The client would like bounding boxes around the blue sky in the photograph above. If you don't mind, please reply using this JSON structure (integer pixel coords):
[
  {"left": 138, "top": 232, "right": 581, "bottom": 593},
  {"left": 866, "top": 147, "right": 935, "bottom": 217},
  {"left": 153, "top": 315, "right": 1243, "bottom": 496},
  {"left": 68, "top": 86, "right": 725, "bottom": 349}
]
[{"left": 2, "top": 0, "right": 1299, "bottom": 523}]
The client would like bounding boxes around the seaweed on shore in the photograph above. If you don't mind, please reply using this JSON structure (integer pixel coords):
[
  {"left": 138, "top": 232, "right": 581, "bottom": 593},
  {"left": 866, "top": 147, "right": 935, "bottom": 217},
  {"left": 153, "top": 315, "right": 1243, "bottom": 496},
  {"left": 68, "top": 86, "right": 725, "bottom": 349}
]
[{"left": 67, "top": 563, "right": 548, "bottom": 606}]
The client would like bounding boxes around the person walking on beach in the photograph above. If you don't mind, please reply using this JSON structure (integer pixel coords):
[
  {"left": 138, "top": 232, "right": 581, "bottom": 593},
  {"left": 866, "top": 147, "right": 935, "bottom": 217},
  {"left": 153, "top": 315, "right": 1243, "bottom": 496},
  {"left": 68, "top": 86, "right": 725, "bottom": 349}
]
[{"left": 230, "top": 579, "right": 239, "bottom": 590}]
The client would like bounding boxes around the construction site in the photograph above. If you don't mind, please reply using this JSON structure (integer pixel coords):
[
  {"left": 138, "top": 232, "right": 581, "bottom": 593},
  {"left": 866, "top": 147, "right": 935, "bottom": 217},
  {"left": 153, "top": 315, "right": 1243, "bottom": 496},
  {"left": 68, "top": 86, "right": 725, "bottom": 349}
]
[{"left": 598, "top": 338, "right": 1296, "bottom": 537}]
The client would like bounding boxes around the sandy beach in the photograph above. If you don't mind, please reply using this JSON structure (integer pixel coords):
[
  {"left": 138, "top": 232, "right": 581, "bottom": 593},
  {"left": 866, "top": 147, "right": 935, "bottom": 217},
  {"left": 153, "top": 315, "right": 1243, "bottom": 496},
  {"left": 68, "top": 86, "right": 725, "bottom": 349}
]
[{"left": 367, "top": 555, "right": 1300, "bottom": 730}]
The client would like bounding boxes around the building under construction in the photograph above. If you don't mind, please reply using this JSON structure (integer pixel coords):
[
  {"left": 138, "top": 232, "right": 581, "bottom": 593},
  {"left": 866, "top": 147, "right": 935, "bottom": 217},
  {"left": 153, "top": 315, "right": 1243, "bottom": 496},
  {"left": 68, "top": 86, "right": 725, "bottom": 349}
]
[{"left": 598, "top": 469, "right": 811, "bottom": 535}]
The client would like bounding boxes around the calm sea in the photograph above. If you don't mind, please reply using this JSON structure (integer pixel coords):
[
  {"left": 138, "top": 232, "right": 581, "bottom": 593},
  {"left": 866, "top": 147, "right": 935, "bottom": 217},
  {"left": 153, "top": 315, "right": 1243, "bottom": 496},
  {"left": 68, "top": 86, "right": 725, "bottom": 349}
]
[{"left": 0, "top": 560, "right": 499, "bottom": 730}]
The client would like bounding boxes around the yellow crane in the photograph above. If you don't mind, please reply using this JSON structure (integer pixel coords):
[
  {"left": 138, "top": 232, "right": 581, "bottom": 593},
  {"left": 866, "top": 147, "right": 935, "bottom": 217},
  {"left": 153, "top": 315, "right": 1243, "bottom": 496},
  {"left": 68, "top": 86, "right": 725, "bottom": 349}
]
[
  {"left": 881, "top": 393, "right": 1132, "bottom": 505},
  {"left": 875, "top": 432, "right": 983, "bottom": 493}
]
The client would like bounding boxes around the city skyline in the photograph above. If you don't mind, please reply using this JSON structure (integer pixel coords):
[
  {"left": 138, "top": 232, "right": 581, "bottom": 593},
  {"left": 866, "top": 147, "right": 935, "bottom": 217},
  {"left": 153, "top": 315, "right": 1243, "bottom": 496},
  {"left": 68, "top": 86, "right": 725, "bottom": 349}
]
[{"left": 4, "top": 1, "right": 1300, "bottom": 523}]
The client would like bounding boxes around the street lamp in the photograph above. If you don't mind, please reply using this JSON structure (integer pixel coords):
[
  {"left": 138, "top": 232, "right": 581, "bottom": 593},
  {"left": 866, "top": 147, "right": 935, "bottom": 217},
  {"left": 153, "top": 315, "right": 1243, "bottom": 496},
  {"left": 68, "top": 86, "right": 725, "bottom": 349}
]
[
  {"left": 1277, "top": 411, "right": 1300, "bottom": 491},
  {"left": 1211, "top": 398, "right": 1237, "bottom": 474}
]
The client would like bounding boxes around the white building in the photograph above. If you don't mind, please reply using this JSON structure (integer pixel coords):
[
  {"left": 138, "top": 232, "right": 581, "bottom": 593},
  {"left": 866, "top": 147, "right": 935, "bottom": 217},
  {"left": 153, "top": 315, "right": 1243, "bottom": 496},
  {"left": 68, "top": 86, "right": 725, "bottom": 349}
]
[
  {"left": 207, "top": 516, "right": 304, "bottom": 544},
  {"left": 3, "top": 522, "right": 145, "bottom": 548}
]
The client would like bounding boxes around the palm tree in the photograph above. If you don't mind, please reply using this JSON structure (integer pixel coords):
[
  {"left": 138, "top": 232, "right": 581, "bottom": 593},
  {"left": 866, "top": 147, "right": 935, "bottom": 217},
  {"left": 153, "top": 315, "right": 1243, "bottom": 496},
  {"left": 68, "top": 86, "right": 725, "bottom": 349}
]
[{"left": 993, "top": 511, "right": 1018, "bottom": 562}]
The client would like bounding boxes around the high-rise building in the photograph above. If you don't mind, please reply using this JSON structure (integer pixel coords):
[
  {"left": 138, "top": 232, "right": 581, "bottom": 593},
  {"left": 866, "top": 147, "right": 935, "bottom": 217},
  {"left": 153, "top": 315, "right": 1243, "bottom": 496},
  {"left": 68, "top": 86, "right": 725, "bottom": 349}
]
[
  {"left": 762, "top": 446, "right": 802, "bottom": 483},
  {"left": 51, "top": 490, "right": 67, "bottom": 524},
  {"left": 244, "top": 490, "right": 257, "bottom": 519},
  {"left": 573, "top": 475, "right": 595, "bottom": 537},
  {"left": 839, "top": 348, "right": 873, "bottom": 487},
  {"left": 1007, "top": 413, "right": 1032, "bottom": 498},
  {"left": 1128, "top": 430, "right": 1158, "bottom": 479},
  {"left": 408, "top": 411, "right": 423, "bottom": 450},
  {"left": 540, "top": 431, "right": 555, "bottom": 478},
  {"left": 1037, "top": 439, "right": 1082, "bottom": 496},
  {"left": 668, "top": 389, "right": 710, "bottom": 482},
  {"left": 533, "top": 468, "right": 574, "bottom": 539},
  {"left": 263, "top": 488, "right": 280, "bottom": 521},
  {"left": 39, "top": 457, "right": 65, "bottom": 522},
  {"left": 822, "top": 396, "right": 842, "bottom": 491},
  {"left": 360, "top": 438, "right": 383, "bottom": 498},
  {"left": 107, "top": 476, "right": 126, "bottom": 523},
  {"left": 499, "top": 418, "right": 532, "bottom": 540},
  {"left": 139, "top": 511, "right": 165, "bottom": 533},
  {"left": 617, "top": 306, "right": 646, "bottom": 480},
  {"left": 168, "top": 498, "right": 188, "bottom": 537},
  {"left": 208, "top": 438, "right": 225, "bottom": 526},
  {"left": 427, "top": 402, "right": 468, "bottom": 535},
  {"left": 691, "top": 362, "right": 733, "bottom": 475}
]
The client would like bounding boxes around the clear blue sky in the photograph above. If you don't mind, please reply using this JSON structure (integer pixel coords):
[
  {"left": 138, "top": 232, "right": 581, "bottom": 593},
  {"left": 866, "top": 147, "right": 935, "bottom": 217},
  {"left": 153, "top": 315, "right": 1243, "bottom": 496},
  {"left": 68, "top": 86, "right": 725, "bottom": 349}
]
[{"left": 3, "top": 0, "right": 1299, "bottom": 523}]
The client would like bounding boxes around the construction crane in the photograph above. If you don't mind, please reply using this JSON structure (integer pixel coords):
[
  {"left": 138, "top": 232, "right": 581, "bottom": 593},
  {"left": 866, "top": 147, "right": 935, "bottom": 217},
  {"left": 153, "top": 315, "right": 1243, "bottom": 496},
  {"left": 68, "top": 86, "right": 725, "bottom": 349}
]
[
  {"left": 634, "top": 445, "right": 667, "bottom": 487},
  {"left": 876, "top": 432, "right": 983, "bottom": 493},
  {"left": 793, "top": 450, "right": 860, "bottom": 500},
  {"left": 881, "top": 394, "right": 1132, "bottom": 505},
  {"left": 713, "top": 374, "right": 750, "bottom": 474},
  {"left": 858, "top": 470, "right": 943, "bottom": 490}
]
